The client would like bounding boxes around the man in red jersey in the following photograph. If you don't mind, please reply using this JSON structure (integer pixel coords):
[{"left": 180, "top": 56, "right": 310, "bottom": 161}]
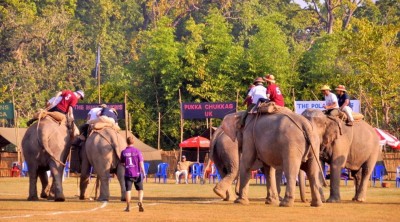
[
  {"left": 48, "top": 90, "right": 84, "bottom": 119},
  {"left": 264, "top": 74, "right": 285, "bottom": 106}
]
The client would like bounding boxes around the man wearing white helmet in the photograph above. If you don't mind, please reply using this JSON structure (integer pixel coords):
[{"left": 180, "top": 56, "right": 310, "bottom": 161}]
[{"left": 48, "top": 89, "right": 84, "bottom": 120}]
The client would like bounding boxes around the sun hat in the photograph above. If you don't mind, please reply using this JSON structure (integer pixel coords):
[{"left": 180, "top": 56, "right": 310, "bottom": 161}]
[
  {"left": 253, "top": 77, "right": 265, "bottom": 84},
  {"left": 335, "top": 85, "right": 347, "bottom": 92},
  {"left": 320, "top": 85, "right": 331, "bottom": 91},
  {"left": 76, "top": 90, "right": 85, "bottom": 99},
  {"left": 264, "top": 74, "right": 276, "bottom": 83},
  {"left": 182, "top": 155, "right": 186, "bottom": 159}
]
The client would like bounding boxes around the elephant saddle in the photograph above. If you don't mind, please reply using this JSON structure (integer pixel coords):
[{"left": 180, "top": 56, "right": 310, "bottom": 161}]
[
  {"left": 32, "top": 110, "right": 66, "bottom": 125},
  {"left": 91, "top": 116, "right": 120, "bottom": 131},
  {"left": 326, "top": 109, "right": 364, "bottom": 122},
  {"left": 256, "top": 101, "right": 292, "bottom": 115}
]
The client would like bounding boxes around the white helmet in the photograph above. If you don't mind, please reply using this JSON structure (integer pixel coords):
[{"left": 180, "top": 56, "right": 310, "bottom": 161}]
[{"left": 76, "top": 90, "right": 84, "bottom": 99}]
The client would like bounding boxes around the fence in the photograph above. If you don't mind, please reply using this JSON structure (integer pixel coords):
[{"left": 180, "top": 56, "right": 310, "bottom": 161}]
[
  {"left": 0, "top": 152, "right": 18, "bottom": 177},
  {"left": 382, "top": 152, "right": 400, "bottom": 180}
]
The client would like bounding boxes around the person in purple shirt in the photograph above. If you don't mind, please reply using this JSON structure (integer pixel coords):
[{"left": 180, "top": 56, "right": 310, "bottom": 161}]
[{"left": 120, "top": 137, "right": 146, "bottom": 212}]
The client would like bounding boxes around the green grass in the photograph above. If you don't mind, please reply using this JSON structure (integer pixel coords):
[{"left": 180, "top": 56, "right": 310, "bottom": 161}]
[{"left": 0, "top": 177, "right": 399, "bottom": 221}]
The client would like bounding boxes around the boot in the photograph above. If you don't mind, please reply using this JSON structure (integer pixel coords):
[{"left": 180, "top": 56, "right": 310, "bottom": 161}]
[{"left": 27, "top": 118, "right": 37, "bottom": 126}]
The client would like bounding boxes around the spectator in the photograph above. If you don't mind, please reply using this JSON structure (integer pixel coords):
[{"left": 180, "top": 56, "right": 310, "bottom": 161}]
[{"left": 175, "top": 155, "right": 194, "bottom": 184}]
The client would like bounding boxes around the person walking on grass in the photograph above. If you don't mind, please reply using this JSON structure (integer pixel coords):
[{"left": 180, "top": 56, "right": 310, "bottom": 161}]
[{"left": 120, "top": 137, "right": 146, "bottom": 212}]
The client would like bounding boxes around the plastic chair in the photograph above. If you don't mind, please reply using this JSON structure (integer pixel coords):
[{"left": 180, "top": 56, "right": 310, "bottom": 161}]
[
  {"left": 255, "top": 169, "right": 266, "bottom": 184},
  {"left": 155, "top": 163, "right": 169, "bottom": 183},
  {"left": 341, "top": 168, "right": 349, "bottom": 186},
  {"left": 209, "top": 164, "right": 221, "bottom": 184},
  {"left": 21, "top": 161, "right": 28, "bottom": 177},
  {"left": 64, "top": 161, "right": 70, "bottom": 178},
  {"left": 396, "top": 166, "right": 400, "bottom": 188},
  {"left": 143, "top": 162, "right": 150, "bottom": 183},
  {"left": 10, "top": 162, "right": 20, "bottom": 177},
  {"left": 371, "top": 164, "right": 385, "bottom": 187},
  {"left": 191, "top": 163, "right": 203, "bottom": 184},
  {"left": 323, "top": 164, "right": 329, "bottom": 179}
]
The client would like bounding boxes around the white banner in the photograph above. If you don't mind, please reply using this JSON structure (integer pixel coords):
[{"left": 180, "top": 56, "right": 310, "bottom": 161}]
[{"left": 294, "top": 100, "right": 360, "bottom": 114}]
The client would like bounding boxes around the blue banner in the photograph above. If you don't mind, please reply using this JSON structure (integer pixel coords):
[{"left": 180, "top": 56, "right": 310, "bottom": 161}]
[
  {"left": 181, "top": 102, "right": 236, "bottom": 119},
  {"left": 73, "top": 103, "right": 125, "bottom": 120}
]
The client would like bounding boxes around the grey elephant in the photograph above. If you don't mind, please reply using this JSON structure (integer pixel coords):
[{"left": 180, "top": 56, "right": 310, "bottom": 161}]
[
  {"left": 302, "top": 108, "right": 380, "bottom": 202},
  {"left": 79, "top": 127, "right": 126, "bottom": 201},
  {"left": 22, "top": 116, "right": 78, "bottom": 201},
  {"left": 207, "top": 125, "right": 308, "bottom": 203},
  {"left": 222, "top": 111, "right": 324, "bottom": 207}
]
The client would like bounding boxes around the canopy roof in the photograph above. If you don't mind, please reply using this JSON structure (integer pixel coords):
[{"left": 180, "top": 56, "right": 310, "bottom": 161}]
[
  {"left": 0, "top": 127, "right": 26, "bottom": 148},
  {"left": 375, "top": 128, "right": 400, "bottom": 149},
  {"left": 179, "top": 136, "right": 210, "bottom": 148},
  {"left": 120, "top": 131, "right": 161, "bottom": 161}
]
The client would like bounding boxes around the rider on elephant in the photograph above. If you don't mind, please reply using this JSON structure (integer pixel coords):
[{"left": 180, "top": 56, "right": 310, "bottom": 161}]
[
  {"left": 78, "top": 104, "right": 107, "bottom": 141},
  {"left": 100, "top": 107, "right": 118, "bottom": 124},
  {"left": 335, "top": 85, "right": 354, "bottom": 126},
  {"left": 264, "top": 74, "right": 284, "bottom": 107},
  {"left": 320, "top": 85, "right": 339, "bottom": 114},
  {"left": 48, "top": 90, "right": 84, "bottom": 119},
  {"left": 241, "top": 77, "right": 267, "bottom": 126}
]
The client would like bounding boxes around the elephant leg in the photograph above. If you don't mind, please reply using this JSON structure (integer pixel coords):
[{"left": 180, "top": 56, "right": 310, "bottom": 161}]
[
  {"left": 280, "top": 159, "right": 301, "bottom": 207},
  {"left": 265, "top": 165, "right": 279, "bottom": 205},
  {"left": 327, "top": 162, "right": 342, "bottom": 203},
  {"left": 38, "top": 170, "right": 50, "bottom": 199},
  {"left": 234, "top": 144, "right": 256, "bottom": 205},
  {"left": 214, "top": 164, "right": 237, "bottom": 201},
  {"left": 351, "top": 170, "right": 361, "bottom": 201},
  {"left": 275, "top": 168, "right": 283, "bottom": 201},
  {"left": 298, "top": 170, "right": 308, "bottom": 203},
  {"left": 303, "top": 159, "right": 323, "bottom": 207},
  {"left": 354, "top": 160, "right": 375, "bottom": 202},
  {"left": 117, "top": 164, "right": 126, "bottom": 201},
  {"left": 27, "top": 167, "right": 39, "bottom": 201},
  {"left": 49, "top": 162, "right": 65, "bottom": 202},
  {"left": 97, "top": 168, "right": 111, "bottom": 202},
  {"left": 79, "top": 150, "right": 91, "bottom": 200}
]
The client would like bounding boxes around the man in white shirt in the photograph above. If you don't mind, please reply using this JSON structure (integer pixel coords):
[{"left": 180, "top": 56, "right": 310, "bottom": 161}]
[
  {"left": 87, "top": 104, "right": 106, "bottom": 124},
  {"left": 247, "top": 77, "right": 268, "bottom": 106},
  {"left": 321, "top": 85, "right": 339, "bottom": 112}
]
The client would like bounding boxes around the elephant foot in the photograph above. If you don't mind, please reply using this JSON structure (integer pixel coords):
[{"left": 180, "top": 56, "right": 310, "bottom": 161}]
[
  {"left": 27, "top": 196, "right": 39, "bottom": 201},
  {"left": 265, "top": 197, "right": 279, "bottom": 206},
  {"left": 40, "top": 192, "right": 48, "bottom": 199},
  {"left": 234, "top": 198, "right": 249, "bottom": 205},
  {"left": 213, "top": 187, "right": 227, "bottom": 200},
  {"left": 279, "top": 198, "right": 294, "bottom": 207},
  {"left": 97, "top": 197, "right": 109, "bottom": 202},
  {"left": 310, "top": 200, "right": 323, "bottom": 207},
  {"left": 326, "top": 197, "right": 341, "bottom": 203},
  {"left": 54, "top": 194, "right": 65, "bottom": 202},
  {"left": 352, "top": 197, "right": 366, "bottom": 202},
  {"left": 301, "top": 198, "right": 309, "bottom": 203}
]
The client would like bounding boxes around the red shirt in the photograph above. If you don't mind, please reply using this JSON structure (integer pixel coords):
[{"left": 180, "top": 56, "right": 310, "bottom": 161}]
[
  {"left": 56, "top": 90, "right": 78, "bottom": 112},
  {"left": 267, "top": 84, "right": 285, "bottom": 106}
]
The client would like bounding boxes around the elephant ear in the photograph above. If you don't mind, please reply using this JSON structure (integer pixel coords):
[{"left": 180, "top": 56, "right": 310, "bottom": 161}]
[
  {"left": 323, "top": 117, "right": 341, "bottom": 147},
  {"left": 221, "top": 112, "right": 243, "bottom": 142},
  {"left": 209, "top": 127, "right": 224, "bottom": 160}
]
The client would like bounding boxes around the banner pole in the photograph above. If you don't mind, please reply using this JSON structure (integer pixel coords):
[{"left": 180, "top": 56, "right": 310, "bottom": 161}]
[
  {"left": 158, "top": 112, "right": 161, "bottom": 150},
  {"left": 179, "top": 89, "right": 183, "bottom": 159},
  {"left": 124, "top": 92, "right": 128, "bottom": 139},
  {"left": 236, "top": 90, "right": 239, "bottom": 112}
]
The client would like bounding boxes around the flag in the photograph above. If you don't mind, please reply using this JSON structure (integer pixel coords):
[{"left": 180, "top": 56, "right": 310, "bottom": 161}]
[{"left": 94, "top": 45, "right": 101, "bottom": 78}]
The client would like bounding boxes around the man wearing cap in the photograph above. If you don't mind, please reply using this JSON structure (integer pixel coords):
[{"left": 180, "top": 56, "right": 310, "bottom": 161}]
[
  {"left": 175, "top": 155, "right": 194, "bottom": 184},
  {"left": 246, "top": 77, "right": 268, "bottom": 108},
  {"left": 336, "top": 85, "right": 354, "bottom": 126},
  {"left": 321, "top": 85, "right": 339, "bottom": 113},
  {"left": 48, "top": 89, "right": 84, "bottom": 120},
  {"left": 264, "top": 74, "right": 285, "bottom": 107},
  {"left": 243, "top": 84, "right": 255, "bottom": 108}
]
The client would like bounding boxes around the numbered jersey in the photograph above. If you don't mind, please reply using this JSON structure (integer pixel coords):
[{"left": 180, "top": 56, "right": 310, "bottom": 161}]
[
  {"left": 55, "top": 90, "right": 79, "bottom": 113},
  {"left": 121, "top": 146, "right": 144, "bottom": 177},
  {"left": 267, "top": 84, "right": 285, "bottom": 107}
]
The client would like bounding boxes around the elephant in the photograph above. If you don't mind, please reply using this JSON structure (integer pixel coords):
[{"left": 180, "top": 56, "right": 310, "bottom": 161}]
[
  {"left": 22, "top": 116, "right": 78, "bottom": 201},
  {"left": 302, "top": 108, "right": 380, "bottom": 202},
  {"left": 79, "top": 127, "right": 126, "bottom": 201},
  {"left": 206, "top": 124, "right": 308, "bottom": 203},
  {"left": 222, "top": 111, "right": 324, "bottom": 207}
]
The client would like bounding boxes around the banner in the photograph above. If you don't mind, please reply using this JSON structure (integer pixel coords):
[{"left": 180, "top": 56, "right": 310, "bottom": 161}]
[
  {"left": 73, "top": 103, "right": 125, "bottom": 120},
  {"left": 0, "top": 103, "right": 14, "bottom": 119},
  {"left": 294, "top": 100, "right": 360, "bottom": 114},
  {"left": 181, "top": 102, "right": 236, "bottom": 119}
]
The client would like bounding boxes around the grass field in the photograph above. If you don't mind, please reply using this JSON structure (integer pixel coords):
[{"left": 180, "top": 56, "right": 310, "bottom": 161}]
[{"left": 0, "top": 177, "right": 399, "bottom": 222}]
